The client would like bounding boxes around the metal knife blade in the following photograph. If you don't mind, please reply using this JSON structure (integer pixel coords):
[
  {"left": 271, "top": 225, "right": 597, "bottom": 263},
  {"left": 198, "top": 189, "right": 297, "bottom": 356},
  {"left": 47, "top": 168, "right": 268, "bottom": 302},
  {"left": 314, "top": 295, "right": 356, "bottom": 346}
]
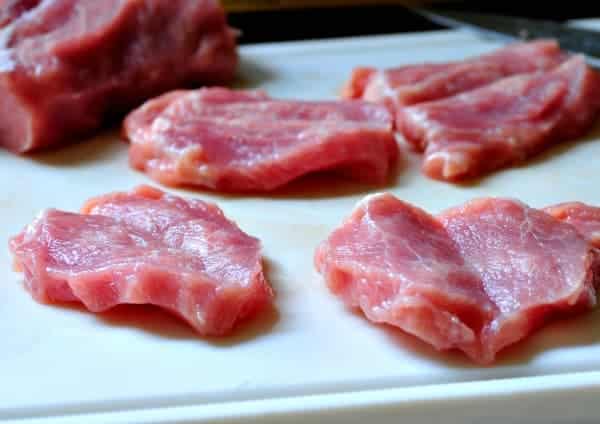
[{"left": 413, "top": 8, "right": 600, "bottom": 68}]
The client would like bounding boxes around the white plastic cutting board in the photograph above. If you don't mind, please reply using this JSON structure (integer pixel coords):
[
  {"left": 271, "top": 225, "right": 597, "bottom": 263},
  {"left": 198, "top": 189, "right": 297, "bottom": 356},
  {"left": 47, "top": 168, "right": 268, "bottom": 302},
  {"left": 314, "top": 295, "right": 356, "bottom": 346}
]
[{"left": 1, "top": 21, "right": 600, "bottom": 424}]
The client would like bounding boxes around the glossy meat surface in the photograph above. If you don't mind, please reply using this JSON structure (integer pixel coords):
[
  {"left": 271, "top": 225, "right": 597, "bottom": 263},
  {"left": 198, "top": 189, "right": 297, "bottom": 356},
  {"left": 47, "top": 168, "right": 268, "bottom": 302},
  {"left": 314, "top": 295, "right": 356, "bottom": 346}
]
[
  {"left": 0, "top": 0, "right": 237, "bottom": 152},
  {"left": 440, "top": 198, "right": 597, "bottom": 361},
  {"left": 545, "top": 202, "right": 600, "bottom": 248},
  {"left": 316, "top": 194, "right": 599, "bottom": 363},
  {"left": 398, "top": 56, "right": 600, "bottom": 181},
  {"left": 342, "top": 40, "right": 564, "bottom": 107},
  {"left": 9, "top": 185, "right": 273, "bottom": 335},
  {"left": 314, "top": 193, "right": 494, "bottom": 360},
  {"left": 125, "top": 87, "right": 398, "bottom": 191}
]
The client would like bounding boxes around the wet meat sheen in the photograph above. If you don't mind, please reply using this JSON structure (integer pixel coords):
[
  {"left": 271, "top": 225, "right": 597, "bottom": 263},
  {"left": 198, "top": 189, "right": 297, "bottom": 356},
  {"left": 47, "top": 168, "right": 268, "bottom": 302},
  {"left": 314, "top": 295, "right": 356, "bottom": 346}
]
[
  {"left": 545, "top": 202, "right": 600, "bottom": 248},
  {"left": 397, "top": 56, "right": 600, "bottom": 181},
  {"left": 342, "top": 40, "right": 564, "bottom": 107},
  {"left": 315, "top": 194, "right": 599, "bottom": 363},
  {"left": 0, "top": 0, "right": 238, "bottom": 153},
  {"left": 124, "top": 87, "right": 398, "bottom": 192},
  {"left": 9, "top": 185, "right": 273, "bottom": 336}
]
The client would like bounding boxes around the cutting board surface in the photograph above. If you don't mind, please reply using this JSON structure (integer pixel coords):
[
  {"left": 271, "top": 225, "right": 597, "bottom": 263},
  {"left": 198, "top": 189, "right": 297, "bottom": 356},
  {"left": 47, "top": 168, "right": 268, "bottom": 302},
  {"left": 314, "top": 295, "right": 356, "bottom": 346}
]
[{"left": 1, "top": 27, "right": 600, "bottom": 421}]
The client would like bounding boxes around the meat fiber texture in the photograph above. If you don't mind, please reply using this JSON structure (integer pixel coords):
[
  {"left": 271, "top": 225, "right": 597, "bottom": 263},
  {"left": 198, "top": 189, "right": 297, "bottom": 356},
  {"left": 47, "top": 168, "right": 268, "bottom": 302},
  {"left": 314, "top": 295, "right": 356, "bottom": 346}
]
[
  {"left": 124, "top": 87, "right": 398, "bottom": 192},
  {"left": 9, "top": 185, "right": 273, "bottom": 336},
  {"left": 397, "top": 56, "right": 600, "bottom": 181},
  {"left": 545, "top": 202, "right": 600, "bottom": 248},
  {"left": 0, "top": 0, "right": 238, "bottom": 153},
  {"left": 315, "top": 193, "right": 599, "bottom": 364},
  {"left": 342, "top": 40, "right": 565, "bottom": 109}
]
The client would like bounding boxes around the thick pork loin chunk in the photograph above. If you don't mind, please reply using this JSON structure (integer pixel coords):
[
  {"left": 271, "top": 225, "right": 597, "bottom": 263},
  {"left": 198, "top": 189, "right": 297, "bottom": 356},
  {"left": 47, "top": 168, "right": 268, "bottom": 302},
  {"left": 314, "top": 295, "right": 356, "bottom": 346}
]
[
  {"left": 0, "top": 0, "right": 238, "bottom": 153},
  {"left": 9, "top": 185, "right": 273, "bottom": 336},
  {"left": 124, "top": 88, "right": 398, "bottom": 192},
  {"left": 316, "top": 194, "right": 599, "bottom": 363},
  {"left": 397, "top": 56, "right": 600, "bottom": 181}
]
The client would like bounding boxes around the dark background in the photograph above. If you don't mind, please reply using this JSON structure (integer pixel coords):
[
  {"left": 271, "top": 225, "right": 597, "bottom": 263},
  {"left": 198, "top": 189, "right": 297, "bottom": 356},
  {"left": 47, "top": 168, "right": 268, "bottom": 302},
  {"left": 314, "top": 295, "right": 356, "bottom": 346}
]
[{"left": 229, "top": 2, "right": 600, "bottom": 44}]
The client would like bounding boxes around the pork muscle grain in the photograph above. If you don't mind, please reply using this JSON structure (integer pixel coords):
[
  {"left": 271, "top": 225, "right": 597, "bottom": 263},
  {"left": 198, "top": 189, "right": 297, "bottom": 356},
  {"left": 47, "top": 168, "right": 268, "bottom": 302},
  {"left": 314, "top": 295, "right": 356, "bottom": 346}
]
[
  {"left": 342, "top": 40, "right": 564, "bottom": 108},
  {"left": 398, "top": 56, "right": 600, "bottom": 181},
  {"left": 124, "top": 88, "right": 398, "bottom": 191},
  {"left": 0, "top": 0, "right": 237, "bottom": 152},
  {"left": 9, "top": 186, "right": 273, "bottom": 336},
  {"left": 315, "top": 193, "right": 599, "bottom": 363}
]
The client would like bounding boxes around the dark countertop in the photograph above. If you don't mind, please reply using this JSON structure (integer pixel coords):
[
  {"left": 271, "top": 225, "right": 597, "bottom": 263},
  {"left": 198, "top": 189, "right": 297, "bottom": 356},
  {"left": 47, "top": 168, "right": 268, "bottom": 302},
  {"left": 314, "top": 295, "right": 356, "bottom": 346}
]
[{"left": 229, "top": 3, "right": 600, "bottom": 44}]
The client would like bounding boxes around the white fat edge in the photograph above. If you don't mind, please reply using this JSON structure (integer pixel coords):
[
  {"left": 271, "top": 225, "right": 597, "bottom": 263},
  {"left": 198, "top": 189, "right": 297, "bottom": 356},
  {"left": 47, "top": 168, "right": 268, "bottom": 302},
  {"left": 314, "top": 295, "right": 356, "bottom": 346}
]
[
  {"left": 18, "top": 209, "right": 52, "bottom": 241},
  {"left": 151, "top": 116, "right": 174, "bottom": 133},
  {"left": 355, "top": 192, "right": 393, "bottom": 210},
  {"left": 423, "top": 149, "right": 468, "bottom": 180},
  {"left": 363, "top": 71, "right": 391, "bottom": 101},
  {"left": 323, "top": 193, "right": 392, "bottom": 239},
  {"left": 0, "top": 49, "right": 15, "bottom": 72},
  {"left": 0, "top": 26, "right": 15, "bottom": 72},
  {"left": 405, "top": 106, "right": 435, "bottom": 129}
]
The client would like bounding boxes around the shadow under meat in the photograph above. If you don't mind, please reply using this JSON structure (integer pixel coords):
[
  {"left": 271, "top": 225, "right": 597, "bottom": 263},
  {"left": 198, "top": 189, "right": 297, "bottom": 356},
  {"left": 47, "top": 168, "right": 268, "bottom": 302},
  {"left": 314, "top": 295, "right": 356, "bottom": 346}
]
[
  {"left": 436, "top": 120, "right": 600, "bottom": 188},
  {"left": 97, "top": 304, "right": 200, "bottom": 341},
  {"left": 260, "top": 171, "right": 397, "bottom": 200},
  {"left": 94, "top": 302, "right": 280, "bottom": 345},
  {"left": 380, "top": 307, "right": 600, "bottom": 370},
  {"left": 232, "top": 56, "right": 277, "bottom": 90},
  {"left": 47, "top": 257, "right": 281, "bottom": 344},
  {"left": 47, "top": 301, "right": 200, "bottom": 341},
  {"left": 492, "top": 307, "right": 600, "bottom": 367},
  {"left": 173, "top": 172, "right": 393, "bottom": 202},
  {"left": 29, "top": 128, "right": 125, "bottom": 167},
  {"left": 378, "top": 319, "right": 477, "bottom": 369},
  {"left": 199, "top": 152, "right": 408, "bottom": 201},
  {"left": 523, "top": 119, "right": 600, "bottom": 168}
]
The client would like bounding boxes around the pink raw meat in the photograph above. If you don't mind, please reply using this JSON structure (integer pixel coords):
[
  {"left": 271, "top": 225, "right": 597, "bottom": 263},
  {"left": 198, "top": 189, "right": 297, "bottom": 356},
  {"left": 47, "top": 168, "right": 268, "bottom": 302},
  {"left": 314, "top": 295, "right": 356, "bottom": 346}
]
[
  {"left": 0, "top": 0, "right": 237, "bottom": 153},
  {"left": 124, "top": 87, "right": 398, "bottom": 192},
  {"left": 398, "top": 56, "right": 600, "bottom": 181},
  {"left": 314, "top": 193, "right": 494, "bottom": 360},
  {"left": 315, "top": 194, "right": 598, "bottom": 364},
  {"left": 342, "top": 40, "right": 564, "bottom": 108},
  {"left": 9, "top": 185, "right": 273, "bottom": 336},
  {"left": 440, "top": 198, "right": 597, "bottom": 361},
  {"left": 545, "top": 202, "right": 600, "bottom": 248}
]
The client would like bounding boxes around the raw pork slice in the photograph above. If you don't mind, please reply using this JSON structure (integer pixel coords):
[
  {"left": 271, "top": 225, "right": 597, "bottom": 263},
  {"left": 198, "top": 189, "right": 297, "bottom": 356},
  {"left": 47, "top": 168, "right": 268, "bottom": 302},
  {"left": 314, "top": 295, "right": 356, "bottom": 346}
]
[
  {"left": 0, "top": 0, "right": 238, "bottom": 153},
  {"left": 124, "top": 87, "right": 397, "bottom": 191},
  {"left": 545, "top": 202, "right": 600, "bottom": 248},
  {"left": 342, "top": 40, "right": 564, "bottom": 107},
  {"left": 314, "top": 193, "right": 495, "bottom": 360},
  {"left": 398, "top": 56, "right": 600, "bottom": 181},
  {"left": 315, "top": 194, "right": 598, "bottom": 363},
  {"left": 9, "top": 185, "right": 273, "bottom": 336},
  {"left": 440, "top": 198, "right": 597, "bottom": 361}
]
